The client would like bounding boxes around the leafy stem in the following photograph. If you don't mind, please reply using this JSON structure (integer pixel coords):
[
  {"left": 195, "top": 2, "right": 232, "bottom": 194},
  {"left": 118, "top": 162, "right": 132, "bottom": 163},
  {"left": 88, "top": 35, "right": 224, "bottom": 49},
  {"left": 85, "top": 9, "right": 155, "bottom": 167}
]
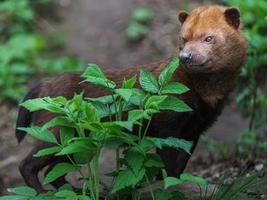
[
  {"left": 145, "top": 173, "right": 155, "bottom": 200},
  {"left": 142, "top": 116, "right": 152, "bottom": 140}
]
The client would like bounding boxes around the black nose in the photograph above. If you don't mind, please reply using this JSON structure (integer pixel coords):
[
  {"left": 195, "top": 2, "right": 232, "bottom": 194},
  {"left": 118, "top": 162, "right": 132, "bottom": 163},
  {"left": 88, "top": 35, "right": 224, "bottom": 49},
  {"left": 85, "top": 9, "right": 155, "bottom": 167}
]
[{"left": 180, "top": 51, "right": 192, "bottom": 64}]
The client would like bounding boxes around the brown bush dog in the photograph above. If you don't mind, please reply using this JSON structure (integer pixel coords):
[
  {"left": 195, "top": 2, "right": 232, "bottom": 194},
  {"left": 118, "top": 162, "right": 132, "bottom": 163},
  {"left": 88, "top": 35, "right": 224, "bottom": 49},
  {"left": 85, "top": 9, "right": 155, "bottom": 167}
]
[{"left": 16, "top": 5, "right": 247, "bottom": 193}]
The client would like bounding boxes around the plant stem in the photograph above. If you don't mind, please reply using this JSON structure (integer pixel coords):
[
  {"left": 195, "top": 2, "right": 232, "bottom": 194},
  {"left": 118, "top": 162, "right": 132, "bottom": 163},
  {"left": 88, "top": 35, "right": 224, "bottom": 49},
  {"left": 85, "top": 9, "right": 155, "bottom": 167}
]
[
  {"left": 88, "top": 175, "right": 96, "bottom": 200},
  {"left": 108, "top": 105, "right": 112, "bottom": 122},
  {"left": 77, "top": 120, "right": 85, "bottom": 137},
  {"left": 94, "top": 156, "right": 100, "bottom": 200},
  {"left": 114, "top": 148, "right": 120, "bottom": 200},
  {"left": 111, "top": 93, "right": 118, "bottom": 121},
  {"left": 142, "top": 117, "right": 152, "bottom": 139},
  {"left": 249, "top": 80, "right": 257, "bottom": 131},
  {"left": 138, "top": 118, "right": 143, "bottom": 144},
  {"left": 66, "top": 154, "right": 85, "bottom": 180},
  {"left": 89, "top": 149, "right": 101, "bottom": 200},
  {"left": 117, "top": 97, "right": 123, "bottom": 121},
  {"left": 145, "top": 173, "right": 155, "bottom": 200},
  {"left": 82, "top": 181, "right": 87, "bottom": 196}
]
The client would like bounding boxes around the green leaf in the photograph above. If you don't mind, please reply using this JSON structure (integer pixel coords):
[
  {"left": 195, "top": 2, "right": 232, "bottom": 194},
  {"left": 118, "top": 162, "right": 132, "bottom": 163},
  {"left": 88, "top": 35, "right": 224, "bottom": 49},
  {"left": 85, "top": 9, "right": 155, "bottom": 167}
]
[
  {"left": 160, "top": 82, "right": 189, "bottom": 95},
  {"left": 112, "top": 168, "right": 145, "bottom": 193},
  {"left": 180, "top": 173, "right": 207, "bottom": 186},
  {"left": 113, "top": 121, "right": 134, "bottom": 131},
  {"left": 83, "top": 76, "right": 116, "bottom": 89},
  {"left": 41, "top": 117, "right": 74, "bottom": 131},
  {"left": 78, "top": 196, "right": 92, "bottom": 200},
  {"left": 159, "top": 96, "right": 192, "bottom": 112},
  {"left": 162, "top": 169, "right": 168, "bottom": 179},
  {"left": 44, "top": 163, "right": 78, "bottom": 185},
  {"left": 56, "top": 140, "right": 96, "bottom": 156},
  {"left": 144, "top": 108, "right": 160, "bottom": 118},
  {"left": 164, "top": 177, "right": 183, "bottom": 189},
  {"left": 82, "top": 122, "right": 104, "bottom": 133},
  {"left": 147, "top": 137, "right": 192, "bottom": 154},
  {"left": 159, "top": 56, "right": 180, "bottom": 86},
  {"left": 104, "top": 134, "right": 136, "bottom": 149},
  {"left": 139, "top": 69, "right": 159, "bottom": 93},
  {"left": 34, "top": 146, "right": 62, "bottom": 157},
  {"left": 170, "top": 191, "right": 188, "bottom": 200},
  {"left": 132, "top": 8, "right": 154, "bottom": 23},
  {"left": 101, "top": 121, "right": 122, "bottom": 133},
  {"left": 58, "top": 184, "right": 73, "bottom": 191},
  {"left": 125, "top": 148, "right": 145, "bottom": 176},
  {"left": 18, "top": 126, "right": 58, "bottom": 144},
  {"left": 73, "top": 151, "right": 95, "bottom": 164},
  {"left": 87, "top": 94, "right": 117, "bottom": 104},
  {"left": 87, "top": 100, "right": 110, "bottom": 117},
  {"left": 82, "top": 64, "right": 116, "bottom": 89},
  {"left": 128, "top": 109, "right": 144, "bottom": 122},
  {"left": 20, "top": 97, "right": 66, "bottom": 114},
  {"left": 122, "top": 75, "right": 137, "bottom": 89},
  {"left": 128, "top": 88, "right": 146, "bottom": 106},
  {"left": 114, "top": 89, "right": 133, "bottom": 102},
  {"left": 125, "top": 21, "right": 150, "bottom": 41},
  {"left": 60, "top": 127, "right": 75, "bottom": 145},
  {"left": 82, "top": 63, "right": 105, "bottom": 79},
  {"left": 84, "top": 103, "right": 100, "bottom": 122},
  {"left": 7, "top": 186, "right": 37, "bottom": 197},
  {"left": 154, "top": 189, "right": 172, "bottom": 200},
  {"left": 140, "top": 138, "right": 155, "bottom": 151},
  {"left": 55, "top": 190, "right": 77, "bottom": 198},
  {"left": 0, "top": 196, "right": 28, "bottom": 200},
  {"left": 145, "top": 153, "right": 164, "bottom": 168},
  {"left": 145, "top": 95, "right": 168, "bottom": 110}
]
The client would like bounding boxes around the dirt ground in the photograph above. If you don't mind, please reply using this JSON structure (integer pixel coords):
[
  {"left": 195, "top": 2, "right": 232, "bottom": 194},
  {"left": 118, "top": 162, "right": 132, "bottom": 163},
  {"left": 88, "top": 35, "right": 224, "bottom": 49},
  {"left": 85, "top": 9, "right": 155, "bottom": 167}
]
[{"left": 0, "top": 0, "right": 260, "bottom": 196}]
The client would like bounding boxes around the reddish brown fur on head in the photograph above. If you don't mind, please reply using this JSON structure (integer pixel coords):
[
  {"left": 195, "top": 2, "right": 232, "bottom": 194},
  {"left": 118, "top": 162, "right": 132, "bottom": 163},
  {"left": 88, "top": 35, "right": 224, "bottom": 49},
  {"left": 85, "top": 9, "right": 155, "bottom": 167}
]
[{"left": 177, "top": 5, "right": 247, "bottom": 73}]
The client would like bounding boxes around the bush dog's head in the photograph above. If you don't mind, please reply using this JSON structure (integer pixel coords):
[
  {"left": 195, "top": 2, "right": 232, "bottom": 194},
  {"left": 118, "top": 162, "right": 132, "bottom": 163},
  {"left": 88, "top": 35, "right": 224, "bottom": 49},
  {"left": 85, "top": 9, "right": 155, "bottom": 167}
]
[{"left": 178, "top": 5, "right": 247, "bottom": 73}]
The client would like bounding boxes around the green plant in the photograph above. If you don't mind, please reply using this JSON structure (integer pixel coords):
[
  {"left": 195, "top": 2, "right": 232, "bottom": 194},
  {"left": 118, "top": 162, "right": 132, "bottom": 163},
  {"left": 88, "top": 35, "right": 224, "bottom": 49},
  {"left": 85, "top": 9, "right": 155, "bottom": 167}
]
[
  {"left": 0, "top": 33, "right": 45, "bottom": 102},
  {"left": 200, "top": 135, "right": 228, "bottom": 158},
  {"left": 132, "top": 8, "right": 155, "bottom": 24},
  {"left": 234, "top": 128, "right": 267, "bottom": 159},
  {"left": 200, "top": 173, "right": 266, "bottom": 200},
  {"left": 0, "top": 0, "right": 83, "bottom": 103},
  {"left": 125, "top": 8, "right": 155, "bottom": 41},
  {"left": 125, "top": 21, "right": 150, "bottom": 41},
  {"left": 1, "top": 58, "right": 208, "bottom": 199},
  {"left": 224, "top": 0, "right": 267, "bottom": 156}
]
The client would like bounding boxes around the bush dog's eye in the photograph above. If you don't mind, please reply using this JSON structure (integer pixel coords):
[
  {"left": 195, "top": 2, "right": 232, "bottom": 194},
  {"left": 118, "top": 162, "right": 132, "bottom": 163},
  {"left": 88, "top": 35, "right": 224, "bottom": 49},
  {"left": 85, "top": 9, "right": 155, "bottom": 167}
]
[{"left": 204, "top": 36, "right": 214, "bottom": 43}]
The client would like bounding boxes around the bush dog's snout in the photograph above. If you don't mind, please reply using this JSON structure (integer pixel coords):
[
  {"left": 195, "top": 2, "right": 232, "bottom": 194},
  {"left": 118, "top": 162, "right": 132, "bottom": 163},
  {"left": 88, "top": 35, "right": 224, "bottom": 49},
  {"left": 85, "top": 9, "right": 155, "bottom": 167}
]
[{"left": 180, "top": 51, "right": 193, "bottom": 64}]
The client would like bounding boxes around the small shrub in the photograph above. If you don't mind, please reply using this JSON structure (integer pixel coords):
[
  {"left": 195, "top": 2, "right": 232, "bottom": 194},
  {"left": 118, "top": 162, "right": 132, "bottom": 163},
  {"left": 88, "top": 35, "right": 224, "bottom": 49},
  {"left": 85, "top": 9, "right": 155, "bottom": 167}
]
[
  {"left": 125, "top": 8, "right": 155, "bottom": 41},
  {"left": 1, "top": 58, "right": 209, "bottom": 199}
]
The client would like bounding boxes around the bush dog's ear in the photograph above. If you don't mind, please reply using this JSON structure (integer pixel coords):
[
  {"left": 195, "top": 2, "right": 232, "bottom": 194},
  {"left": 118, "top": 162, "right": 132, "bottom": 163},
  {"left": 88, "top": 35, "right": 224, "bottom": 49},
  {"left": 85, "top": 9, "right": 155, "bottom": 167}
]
[
  {"left": 224, "top": 7, "right": 240, "bottom": 29},
  {"left": 178, "top": 11, "right": 189, "bottom": 24}
]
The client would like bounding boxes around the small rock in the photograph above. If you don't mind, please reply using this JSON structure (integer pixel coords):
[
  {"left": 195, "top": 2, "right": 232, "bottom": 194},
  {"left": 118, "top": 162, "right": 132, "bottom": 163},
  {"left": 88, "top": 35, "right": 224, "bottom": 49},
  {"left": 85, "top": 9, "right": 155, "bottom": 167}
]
[
  {"left": 255, "top": 164, "right": 264, "bottom": 171},
  {"left": 214, "top": 172, "right": 220, "bottom": 178}
]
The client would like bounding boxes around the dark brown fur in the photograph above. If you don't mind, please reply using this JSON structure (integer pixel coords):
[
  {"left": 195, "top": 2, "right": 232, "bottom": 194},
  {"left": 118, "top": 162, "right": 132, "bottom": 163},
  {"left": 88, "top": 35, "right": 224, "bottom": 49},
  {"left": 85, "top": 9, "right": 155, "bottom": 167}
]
[{"left": 16, "top": 5, "right": 247, "bottom": 193}]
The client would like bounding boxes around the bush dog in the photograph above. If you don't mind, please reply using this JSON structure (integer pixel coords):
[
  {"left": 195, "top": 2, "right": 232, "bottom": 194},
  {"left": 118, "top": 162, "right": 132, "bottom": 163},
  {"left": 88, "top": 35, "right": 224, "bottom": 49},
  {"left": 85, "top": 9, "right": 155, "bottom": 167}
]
[{"left": 16, "top": 5, "right": 247, "bottom": 192}]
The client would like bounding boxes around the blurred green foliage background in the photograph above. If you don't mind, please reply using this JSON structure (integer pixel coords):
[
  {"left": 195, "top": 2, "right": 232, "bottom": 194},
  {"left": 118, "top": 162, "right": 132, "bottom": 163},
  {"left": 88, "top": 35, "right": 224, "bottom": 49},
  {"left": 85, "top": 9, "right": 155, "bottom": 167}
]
[{"left": 0, "top": 0, "right": 83, "bottom": 103}]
